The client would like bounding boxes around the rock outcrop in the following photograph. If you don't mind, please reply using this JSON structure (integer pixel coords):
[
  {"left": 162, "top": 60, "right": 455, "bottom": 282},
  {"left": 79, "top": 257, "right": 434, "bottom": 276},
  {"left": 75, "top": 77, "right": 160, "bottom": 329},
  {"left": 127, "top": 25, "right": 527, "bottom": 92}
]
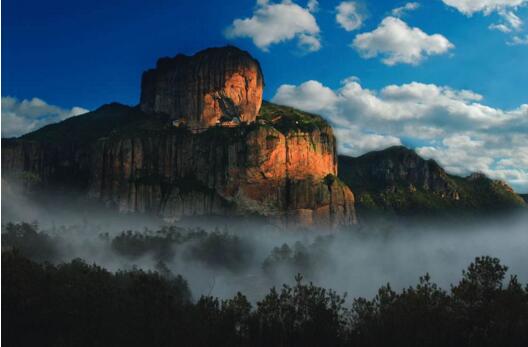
[
  {"left": 86, "top": 114, "right": 355, "bottom": 227},
  {"left": 140, "top": 46, "right": 264, "bottom": 130},
  {"left": 2, "top": 98, "right": 356, "bottom": 228}
]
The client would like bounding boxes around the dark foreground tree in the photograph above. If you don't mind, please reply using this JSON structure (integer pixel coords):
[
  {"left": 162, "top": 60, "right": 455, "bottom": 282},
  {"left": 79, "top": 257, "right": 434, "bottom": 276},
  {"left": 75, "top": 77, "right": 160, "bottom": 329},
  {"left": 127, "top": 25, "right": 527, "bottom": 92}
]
[{"left": 3, "top": 251, "right": 528, "bottom": 347}]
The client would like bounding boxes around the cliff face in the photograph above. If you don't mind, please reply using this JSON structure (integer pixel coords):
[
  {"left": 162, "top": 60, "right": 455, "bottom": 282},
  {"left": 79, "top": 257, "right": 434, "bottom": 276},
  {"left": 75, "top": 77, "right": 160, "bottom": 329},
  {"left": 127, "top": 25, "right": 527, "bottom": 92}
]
[
  {"left": 89, "top": 120, "right": 354, "bottom": 227},
  {"left": 140, "top": 46, "right": 264, "bottom": 130},
  {"left": 2, "top": 46, "right": 355, "bottom": 228},
  {"left": 338, "top": 146, "right": 526, "bottom": 220},
  {"left": 2, "top": 102, "right": 356, "bottom": 228}
]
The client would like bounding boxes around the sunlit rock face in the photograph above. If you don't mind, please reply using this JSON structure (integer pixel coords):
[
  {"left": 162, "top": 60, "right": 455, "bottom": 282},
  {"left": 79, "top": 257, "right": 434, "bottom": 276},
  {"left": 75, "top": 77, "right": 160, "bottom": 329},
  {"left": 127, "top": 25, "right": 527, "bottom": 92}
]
[
  {"left": 86, "top": 113, "right": 355, "bottom": 228},
  {"left": 140, "top": 46, "right": 264, "bottom": 130},
  {"left": 1, "top": 46, "right": 357, "bottom": 229}
]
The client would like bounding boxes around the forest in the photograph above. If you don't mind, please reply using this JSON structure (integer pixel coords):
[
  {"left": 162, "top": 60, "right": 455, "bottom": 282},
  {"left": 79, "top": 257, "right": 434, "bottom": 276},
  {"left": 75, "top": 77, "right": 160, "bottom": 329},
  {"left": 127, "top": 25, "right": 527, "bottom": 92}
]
[{"left": 2, "top": 222, "right": 528, "bottom": 347}]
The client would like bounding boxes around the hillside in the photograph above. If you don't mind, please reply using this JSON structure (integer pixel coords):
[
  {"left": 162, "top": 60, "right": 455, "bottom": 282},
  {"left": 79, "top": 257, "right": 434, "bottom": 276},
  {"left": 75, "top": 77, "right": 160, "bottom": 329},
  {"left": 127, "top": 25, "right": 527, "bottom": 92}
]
[{"left": 338, "top": 146, "right": 526, "bottom": 220}]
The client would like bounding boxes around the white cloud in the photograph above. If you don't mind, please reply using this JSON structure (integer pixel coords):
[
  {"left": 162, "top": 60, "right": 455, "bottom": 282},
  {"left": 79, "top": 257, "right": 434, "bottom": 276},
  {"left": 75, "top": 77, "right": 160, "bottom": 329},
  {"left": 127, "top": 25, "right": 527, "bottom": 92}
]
[
  {"left": 500, "top": 10, "right": 523, "bottom": 29},
  {"left": 442, "top": 0, "right": 527, "bottom": 15},
  {"left": 507, "top": 34, "right": 528, "bottom": 44},
  {"left": 272, "top": 78, "right": 528, "bottom": 192},
  {"left": 225, "top": 0, "right": 321, "bottom": 52},
  {"left": 1, "top": 96, "right": 88, "bottom": 138},
  {"left": 490, "top": 10, "right": 523, "bottom": 32},
  {"left": 352, "top": 17, "right": 454, "bottom": 65},
  {"left": 307, "top": 0, "right": 319, "bottom": 12},
  {"left": 336, "top": 1, "right": 363, "bottom": 32},
  {"left": 391, "top": 2, "right": 421, "bottom": 17},
  {"left": 443, "top": 0, "right": 525, "bottom": 37},
  {"left": 489, "top": 23, "right": 513, "bottom": 32}
]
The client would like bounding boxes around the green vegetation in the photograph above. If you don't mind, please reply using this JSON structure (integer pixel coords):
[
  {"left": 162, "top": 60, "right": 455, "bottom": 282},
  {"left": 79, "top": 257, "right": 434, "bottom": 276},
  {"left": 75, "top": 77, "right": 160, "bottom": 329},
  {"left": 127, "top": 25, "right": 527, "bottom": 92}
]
[
  {"left": 4, "top": 250, "right": 528, "bottom": 347},
  {"left": 2, "top": 223, "right": 253, "bottom": 274},
  {"left": 338, "top": 146, "right": 526, "bottom": 220},
  {"left": 258, "top": 101, "right": 329, "bottom": 134},
  {"left": 110, "top": 227, "right": 252, "bottom": 272},
  {"left": 20, "top": 103, "right": 157, "bottom": 145},
  {"left": 1, "top": 222, "right": 58, "bottom": 262}
]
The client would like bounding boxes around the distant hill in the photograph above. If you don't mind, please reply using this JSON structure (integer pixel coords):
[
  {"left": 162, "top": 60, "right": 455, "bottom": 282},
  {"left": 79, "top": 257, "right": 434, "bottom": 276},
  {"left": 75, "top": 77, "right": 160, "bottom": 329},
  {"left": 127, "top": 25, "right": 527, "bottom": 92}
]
[{"left": 338, "top": 146, "right": 526, "bottom": 221}]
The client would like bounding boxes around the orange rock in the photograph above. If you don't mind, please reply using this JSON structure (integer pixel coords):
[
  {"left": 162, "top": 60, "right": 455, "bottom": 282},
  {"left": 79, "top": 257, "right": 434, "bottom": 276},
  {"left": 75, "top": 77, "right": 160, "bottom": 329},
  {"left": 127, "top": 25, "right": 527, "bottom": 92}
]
[{"left": 140, "top": 46, "right": 264, "bottom": 130}]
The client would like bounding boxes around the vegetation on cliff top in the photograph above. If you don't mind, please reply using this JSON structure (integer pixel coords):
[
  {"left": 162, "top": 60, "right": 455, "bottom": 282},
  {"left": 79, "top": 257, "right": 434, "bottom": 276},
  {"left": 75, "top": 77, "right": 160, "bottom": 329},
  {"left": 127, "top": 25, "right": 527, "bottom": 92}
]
[
  {"left": 19, "top": 103, "right": 153, "bottom": 145},
  {"left": 12, "top": 101, "right": 331, "bottom": 146},
  {"left": 258, "top": 101, "right": 330, "bottom": 134}
]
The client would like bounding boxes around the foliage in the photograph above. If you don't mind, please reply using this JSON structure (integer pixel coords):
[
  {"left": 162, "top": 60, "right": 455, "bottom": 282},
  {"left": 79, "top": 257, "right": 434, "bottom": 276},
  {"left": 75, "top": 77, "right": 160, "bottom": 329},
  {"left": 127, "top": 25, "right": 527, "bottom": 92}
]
[
  {"left": 110, "top": 226, "right": 253, "bottom": 273},
  {"left": 20, "top": 103, "right": 155, "bottom": 145},
  {"left": 262, "top": 239, "right": 330, "bottom": 278},
  {"left": 4, "top": 251, "right": 528, "bottom": 346},
  {"left": 3, "top": 223, "right": 528, "bottom": 346},
  {"left": 338, "top": 146, "right": 526, "bottom": 221},
  {"left": 1, "top": 222, "right": 58, "bottom": 262},
  {"left": 258, "top": 101, "right": 329, "bottom": 134},
  {"left": 185, "top": 231, "right": 252, "bottom": 272}
]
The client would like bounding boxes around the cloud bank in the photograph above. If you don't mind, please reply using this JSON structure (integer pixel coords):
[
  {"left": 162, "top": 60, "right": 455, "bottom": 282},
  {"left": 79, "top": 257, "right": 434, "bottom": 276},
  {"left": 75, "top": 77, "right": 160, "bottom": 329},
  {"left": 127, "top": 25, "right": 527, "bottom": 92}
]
[
  {"left": 272, "top": 79, "right": 528, "bottom": 192},
  {"left": 352, "top": 17, "right": 454, "bottom": 65},
  {"left": 225, "top": 0, "right": 321, "bottom": 52},
  {"left": 1, "top": 96, "right": 88, "bottom": 138},
  {"left": 442, "top": 0, "right": 526, "bottom": 15},
  {"left": 444, "top": 0, "right": 526, "bottom": 37}
]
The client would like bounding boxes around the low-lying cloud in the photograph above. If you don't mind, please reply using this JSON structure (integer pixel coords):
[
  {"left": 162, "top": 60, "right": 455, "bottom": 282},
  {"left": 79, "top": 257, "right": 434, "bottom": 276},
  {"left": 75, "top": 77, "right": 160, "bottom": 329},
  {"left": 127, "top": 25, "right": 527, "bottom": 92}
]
[{"left": 3, "top": 177, "right": 528, "bottom": 303}]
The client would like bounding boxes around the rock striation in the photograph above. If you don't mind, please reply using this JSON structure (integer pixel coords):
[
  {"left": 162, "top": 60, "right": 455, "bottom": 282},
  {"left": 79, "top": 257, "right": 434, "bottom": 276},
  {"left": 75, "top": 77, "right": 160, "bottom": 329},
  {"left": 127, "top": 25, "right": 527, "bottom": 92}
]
[
  {"left": 2, "top": 103, "right": 356, "bottom": 228},
  {"left": 140, "top": 46, "right": 264, "bottom": 130},
  {"left": 87, "top": 117, "right": 355, "bottom": 227},
  {"left": 2, "top": 46, "right": 356, "bottom": 228}
]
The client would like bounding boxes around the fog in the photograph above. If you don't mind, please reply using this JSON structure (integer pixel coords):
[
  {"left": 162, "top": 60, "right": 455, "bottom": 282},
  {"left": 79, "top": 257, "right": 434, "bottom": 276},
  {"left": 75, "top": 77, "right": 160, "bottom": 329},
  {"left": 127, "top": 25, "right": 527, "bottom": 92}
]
[{"left": 3, "top": 178, "right": 528, "bottom": 302}]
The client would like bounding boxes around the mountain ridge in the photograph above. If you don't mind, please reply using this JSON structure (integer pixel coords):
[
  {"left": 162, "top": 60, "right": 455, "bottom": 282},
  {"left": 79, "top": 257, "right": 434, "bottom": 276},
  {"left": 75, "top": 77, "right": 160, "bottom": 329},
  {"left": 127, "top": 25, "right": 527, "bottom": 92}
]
[
  {"left": 2, "top": 46, "right": 524, "bottom": 227},
  {"left": 338, "top": 146, "right": 525, "bottom": 221}
]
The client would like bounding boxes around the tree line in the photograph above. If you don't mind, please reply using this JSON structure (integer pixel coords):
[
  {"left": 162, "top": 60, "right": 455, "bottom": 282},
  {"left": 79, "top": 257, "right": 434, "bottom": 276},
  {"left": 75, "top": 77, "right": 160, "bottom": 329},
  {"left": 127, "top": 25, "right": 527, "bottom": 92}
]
[{"left": 3, "top": 249, "right": 528, "bottom": 347}]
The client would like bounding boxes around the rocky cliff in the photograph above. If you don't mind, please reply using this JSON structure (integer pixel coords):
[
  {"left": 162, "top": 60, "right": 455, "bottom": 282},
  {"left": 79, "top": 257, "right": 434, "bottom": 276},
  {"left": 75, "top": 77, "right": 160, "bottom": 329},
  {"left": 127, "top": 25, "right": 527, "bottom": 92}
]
[
  {"left": 2, "top": 100, "right": 356, "bottom": 228},
  {"left": 338, "top": 146, "right": 526, "bottom": 220},
  {"left": 2, "top": 46, "right": 356, "bottom": 228},
  {"left": 140, "top": 46, "right": 264, "bottom": 130}
]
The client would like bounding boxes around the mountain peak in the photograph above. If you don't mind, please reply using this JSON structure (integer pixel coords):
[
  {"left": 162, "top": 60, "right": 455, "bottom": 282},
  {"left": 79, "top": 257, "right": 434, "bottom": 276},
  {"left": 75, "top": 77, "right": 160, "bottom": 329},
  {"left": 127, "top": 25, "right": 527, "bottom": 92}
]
[{"left": 140, "top": 45, "right": 264, "bottom": 130}]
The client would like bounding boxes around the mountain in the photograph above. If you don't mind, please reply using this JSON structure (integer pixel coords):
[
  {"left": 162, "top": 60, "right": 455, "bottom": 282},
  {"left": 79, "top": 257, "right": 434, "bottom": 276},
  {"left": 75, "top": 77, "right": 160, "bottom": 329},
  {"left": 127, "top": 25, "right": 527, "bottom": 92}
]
[
  {"left": 2, "top": 46, "right": 524, "bottom": 227},
  {"left": 2, "top": 46, "right": 356, "bottom": 228},
  {"left": 338, "top": 146, "right": 526, "bottom": 221}
]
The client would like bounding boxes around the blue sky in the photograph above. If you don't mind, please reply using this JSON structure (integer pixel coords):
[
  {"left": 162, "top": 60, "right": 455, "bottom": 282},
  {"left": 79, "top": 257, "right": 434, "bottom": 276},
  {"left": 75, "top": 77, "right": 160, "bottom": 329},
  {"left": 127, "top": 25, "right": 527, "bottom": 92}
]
[{"left": 2, "top": 0, "right": 528, "bottom": 191}]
